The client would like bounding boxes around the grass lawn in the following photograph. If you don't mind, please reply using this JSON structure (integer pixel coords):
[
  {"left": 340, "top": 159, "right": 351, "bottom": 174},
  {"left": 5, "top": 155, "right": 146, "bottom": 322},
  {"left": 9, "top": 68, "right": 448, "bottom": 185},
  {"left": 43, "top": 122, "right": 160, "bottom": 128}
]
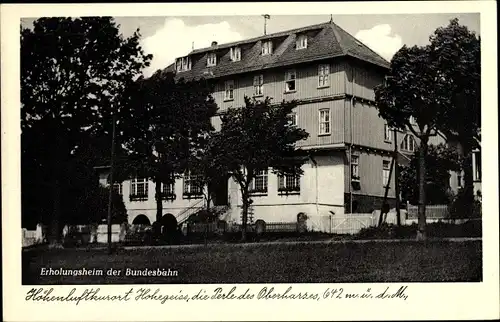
[{"left": 22, "top": 239, "right": 482, "bottom": 284}]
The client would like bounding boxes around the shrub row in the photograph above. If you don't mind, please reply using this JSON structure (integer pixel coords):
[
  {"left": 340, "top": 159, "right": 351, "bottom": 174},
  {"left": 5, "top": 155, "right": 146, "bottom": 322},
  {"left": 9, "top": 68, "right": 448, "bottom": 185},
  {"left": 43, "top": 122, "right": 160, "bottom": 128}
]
[{"left": 356, "top": 220, "right": 482, "bottom": 239}]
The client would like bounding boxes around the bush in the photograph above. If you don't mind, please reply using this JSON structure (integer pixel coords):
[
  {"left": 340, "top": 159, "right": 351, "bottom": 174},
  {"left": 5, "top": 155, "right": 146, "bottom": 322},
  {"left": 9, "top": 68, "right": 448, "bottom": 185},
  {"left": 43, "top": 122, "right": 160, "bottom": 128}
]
[
  {"left": 449, "top": 188, "right": 482, "bottom": 219},
  {"left": 356, "top": 221, "right": 482, "bottom": 239}
]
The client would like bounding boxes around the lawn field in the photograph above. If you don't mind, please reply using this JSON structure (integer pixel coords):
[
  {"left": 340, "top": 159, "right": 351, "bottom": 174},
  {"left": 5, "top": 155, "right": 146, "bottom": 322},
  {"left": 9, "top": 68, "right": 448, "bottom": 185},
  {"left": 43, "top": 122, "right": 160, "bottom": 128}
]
[{"left": 22, "top": 239, "right": 482, "bottom": 284}]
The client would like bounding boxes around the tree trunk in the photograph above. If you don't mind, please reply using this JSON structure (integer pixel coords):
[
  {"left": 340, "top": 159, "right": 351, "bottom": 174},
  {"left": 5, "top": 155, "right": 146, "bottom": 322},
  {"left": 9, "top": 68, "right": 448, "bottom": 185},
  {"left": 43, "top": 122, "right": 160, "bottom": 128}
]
[
  {"left": 461, "top": 139, "right": 474, "bottom": 217},
  {"left": 49, "top": 176, "right": 62, "bottom": 247},
  {"left": 241, "top": 188, "right": 249, "bottom": 242},
  {"left": 49, "top": 134, "right": 64, "bottom": 248},
  {"left": 416, "top": 143, "right": 428, "bottom": 241},
  {"left": 155, "top": 178, "right": 163, "bottom": 223}
]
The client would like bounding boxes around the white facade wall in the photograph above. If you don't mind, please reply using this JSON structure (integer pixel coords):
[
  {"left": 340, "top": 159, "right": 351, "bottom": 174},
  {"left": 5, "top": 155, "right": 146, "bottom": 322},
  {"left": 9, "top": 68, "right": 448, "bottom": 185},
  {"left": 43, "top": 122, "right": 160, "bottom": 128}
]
[
  {"left": 99, "top": 172, "right": 207, "bottom": 225},
  {"left": 98, "top": 153, "right": 345, "bottom": 232},
  {"left": 225, "top": 154, "right": 345, "bottom": 232}
]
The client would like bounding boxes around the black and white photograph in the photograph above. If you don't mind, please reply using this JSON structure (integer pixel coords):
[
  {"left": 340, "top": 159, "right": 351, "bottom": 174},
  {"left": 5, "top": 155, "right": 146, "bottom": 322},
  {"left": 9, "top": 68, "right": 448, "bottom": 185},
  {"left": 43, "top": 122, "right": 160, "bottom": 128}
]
[{"left": 2, "top": 1, "right": 499, "bottom": 321}]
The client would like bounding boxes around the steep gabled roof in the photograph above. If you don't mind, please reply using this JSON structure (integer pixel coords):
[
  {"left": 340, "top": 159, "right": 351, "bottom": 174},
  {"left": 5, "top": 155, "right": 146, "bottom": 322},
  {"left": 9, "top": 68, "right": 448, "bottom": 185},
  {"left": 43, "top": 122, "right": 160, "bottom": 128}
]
[{"left": 164, "top": 20, "right": 390, "bottom": 80}]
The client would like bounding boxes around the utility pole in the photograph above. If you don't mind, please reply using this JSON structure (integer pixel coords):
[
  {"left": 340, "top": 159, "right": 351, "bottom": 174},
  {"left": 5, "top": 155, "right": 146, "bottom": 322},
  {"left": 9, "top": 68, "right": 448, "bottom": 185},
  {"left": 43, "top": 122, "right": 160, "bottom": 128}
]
[
  {"left": 262, "top": 14, "right": 270, "bottom": 35},
  {"left": 394, "top": 128, "right": 401, "bottom": 226},
  {"left": 107, "top": 113, "right": 117, "bottom": 255}
]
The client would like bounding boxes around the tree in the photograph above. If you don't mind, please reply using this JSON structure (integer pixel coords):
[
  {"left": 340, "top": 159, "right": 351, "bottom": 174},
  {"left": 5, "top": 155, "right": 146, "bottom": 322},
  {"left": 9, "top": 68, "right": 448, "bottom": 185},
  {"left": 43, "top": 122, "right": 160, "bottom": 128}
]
[
  {"left": 429, "top": 18, "right": 481, "bottom": 216},
  {"left": 21, "top": 17, "right": 152, "bottom": 245},
  {"left": 399, "top": 144, "right": 461, "bottom": 205},
  {"left": 374, "top": 45, "right": 449, "bottom": 240},
  {"left": 212, "top": 97, "right": 309, "bottom": 241},
  {"left": 122, "top": 71, "right": 217, "bottom": 229}
]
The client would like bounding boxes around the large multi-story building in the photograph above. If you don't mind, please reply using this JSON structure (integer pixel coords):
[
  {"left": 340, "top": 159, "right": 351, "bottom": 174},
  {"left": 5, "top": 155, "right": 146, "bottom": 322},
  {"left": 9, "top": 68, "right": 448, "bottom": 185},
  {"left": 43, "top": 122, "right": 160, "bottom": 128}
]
[{"left": 97, "top": 19, "right": 479, "bottom": 232}]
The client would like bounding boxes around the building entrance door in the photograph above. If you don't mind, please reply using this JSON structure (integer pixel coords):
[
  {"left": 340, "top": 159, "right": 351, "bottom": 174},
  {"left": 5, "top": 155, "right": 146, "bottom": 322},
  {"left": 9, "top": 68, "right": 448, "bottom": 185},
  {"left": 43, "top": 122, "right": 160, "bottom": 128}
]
[{"left": 210, "top": 175, "right": 229, "bottom": 206}]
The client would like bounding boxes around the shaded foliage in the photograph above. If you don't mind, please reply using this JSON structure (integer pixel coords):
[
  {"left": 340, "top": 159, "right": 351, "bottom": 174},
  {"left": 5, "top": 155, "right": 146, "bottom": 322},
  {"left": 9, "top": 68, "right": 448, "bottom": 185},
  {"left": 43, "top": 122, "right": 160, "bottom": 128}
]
[
  {"left": 399, "top": 144, "right": 461, "bottom": 205},
  {"left": 374, "top": 18, "right": 479, "bottom": 240},
  {"left": 120, "top": 71, "right": 218, "bottom": 225},
  {"left": 429, "top": 18, "right": 481, "bottom": 217},
  {"left": 210, "top": 96, "right": 309, "bottom": 240},
  {"left": 21, "top": 17, "right": 151, "bottom": 241}
]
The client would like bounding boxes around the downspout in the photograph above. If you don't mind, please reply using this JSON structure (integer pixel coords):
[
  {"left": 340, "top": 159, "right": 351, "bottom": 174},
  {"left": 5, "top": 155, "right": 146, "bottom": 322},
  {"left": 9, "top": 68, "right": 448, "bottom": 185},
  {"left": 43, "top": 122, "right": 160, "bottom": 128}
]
[
  {"left": 349, "top": 65, "right": 355, "bottom": 214},
  {"left": 309, "top": 155, "right": 319, "bottom": 221}
]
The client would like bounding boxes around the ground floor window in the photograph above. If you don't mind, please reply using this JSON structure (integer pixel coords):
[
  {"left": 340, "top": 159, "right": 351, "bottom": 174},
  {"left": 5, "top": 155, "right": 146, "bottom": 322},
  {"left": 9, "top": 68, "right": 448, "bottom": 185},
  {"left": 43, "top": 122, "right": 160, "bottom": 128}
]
[
  {"left": 161, "top": 181, "right": 176, "bottom": 200},
  {"left": 250, "top": 169, "right": 268, "bottom": 194},
  {"left": 130, "top": 178, "right": 148, "bottom": 201},
  {"left": 383, "top": 160, "right": 391, "bottom": 187},
  {"left": 278, "top": 173, "right": 300, "bottom": 194},
  {"left": 112, "top": 182, "right": 122, "bottom": 195},
  {"left": 183, "top": 172, "right": 203, "bottom": 198},
  {"left": 473, "top": 151, "right": 481, "bottom": 181}
]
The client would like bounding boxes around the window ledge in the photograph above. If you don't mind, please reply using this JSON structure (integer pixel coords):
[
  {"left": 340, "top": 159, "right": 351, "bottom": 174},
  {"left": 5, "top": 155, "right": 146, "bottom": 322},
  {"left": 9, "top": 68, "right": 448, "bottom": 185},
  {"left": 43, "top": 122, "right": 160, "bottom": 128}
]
[
  {"left": 129, "top": 196, "right": 148, "bottom": 202},
  {"left": 284, "top": 90, "right": 297, "bottom": 94},
  {"left": 223, "top": 98, "right": 234, "bottom": 102},
  {"left": 182, "top": 194, "right": 203, "bottom": 200},
  {"left": 249, "top": 192, "right": 267, "bottom": 197},
  {"left": 384, "top": 140, "right": 392, "bottom": 143},
  {"left": 278, "top": 191, "right": 300, "bottom": 196},
  {"left": 317, "top": 85, "right": 330, "bottom": 89},
  {"left": 318, "top": 133, "right": 331, "bottom": 137},
  {"left": 252, "top": 94, "right": 264, "bottom": 98},
  {"left": 160, "top": 194, "right": 177, "bottom": 201}
]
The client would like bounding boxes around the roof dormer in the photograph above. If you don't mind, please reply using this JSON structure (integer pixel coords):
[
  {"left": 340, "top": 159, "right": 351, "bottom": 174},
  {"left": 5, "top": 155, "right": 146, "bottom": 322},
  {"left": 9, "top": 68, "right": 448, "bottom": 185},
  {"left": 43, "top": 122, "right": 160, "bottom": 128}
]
[
  {"left": 207, "top": 52, "right": 217, "bottom": 67},
  {"left": 296, "top": 34, "right": 308, "bottom": 50},
  {"left": 230, "top": 46, "right": 241, "bottom": 62},
  {"left": 175, "top": 56, "right": 191, "bottom": 72},
  {"left": 261, "top": 39, "right": 273, "bottom": 55}
]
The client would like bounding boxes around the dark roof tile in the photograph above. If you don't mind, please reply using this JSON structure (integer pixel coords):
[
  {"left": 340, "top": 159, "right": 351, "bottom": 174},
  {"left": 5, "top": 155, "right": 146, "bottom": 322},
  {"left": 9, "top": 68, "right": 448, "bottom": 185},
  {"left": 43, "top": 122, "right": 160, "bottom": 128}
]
[{"left": 166, "top": 20, "right": 389, "bottom": 81}]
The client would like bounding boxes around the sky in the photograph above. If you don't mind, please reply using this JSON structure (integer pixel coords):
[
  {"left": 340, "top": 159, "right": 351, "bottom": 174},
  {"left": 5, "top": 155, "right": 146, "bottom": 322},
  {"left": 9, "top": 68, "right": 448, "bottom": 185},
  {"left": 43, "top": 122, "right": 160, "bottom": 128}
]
[{"left": 21, "top": 13, "right": 480, "bottom": 77}]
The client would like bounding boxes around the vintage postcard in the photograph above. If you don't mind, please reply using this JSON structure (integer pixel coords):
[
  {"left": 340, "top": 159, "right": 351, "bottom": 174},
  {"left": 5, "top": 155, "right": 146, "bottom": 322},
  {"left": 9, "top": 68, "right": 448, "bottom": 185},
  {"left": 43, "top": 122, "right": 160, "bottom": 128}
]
[{"left": 2, "top": 1, "right": 499, "bottom": 321}]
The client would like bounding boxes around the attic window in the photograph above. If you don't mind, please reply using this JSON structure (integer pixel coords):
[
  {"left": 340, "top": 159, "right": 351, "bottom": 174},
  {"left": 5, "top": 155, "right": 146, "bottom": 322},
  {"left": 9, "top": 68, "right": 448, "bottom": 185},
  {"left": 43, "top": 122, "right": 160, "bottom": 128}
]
[
  {"left": 230, "top": 46, "right": 241, "bottom": 61},
  {"left": 261, "top": 40, "right": 273, "bottom": 55},
  {"left": 296, "top": 34, "right": 307, "bottom": 49},
  {"left": 207, "top": 52, "right": 217, "bottom": 67},
  {"left": 176, "top": 56, "right": 191, "bottom": 72}
]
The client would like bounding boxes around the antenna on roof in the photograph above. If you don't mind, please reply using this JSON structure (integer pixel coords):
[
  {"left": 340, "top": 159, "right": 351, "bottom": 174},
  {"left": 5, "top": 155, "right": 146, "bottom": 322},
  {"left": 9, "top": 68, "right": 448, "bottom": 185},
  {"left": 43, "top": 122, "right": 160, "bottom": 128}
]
[
  {"left": 192, "top": 41, "right": 194, "bottom": 50},
  {"left": 262, "top": 14, "right": 271, "bottom": 35},
  {"left": 329, "top": 14, "right": 333, "bottom": 23}
]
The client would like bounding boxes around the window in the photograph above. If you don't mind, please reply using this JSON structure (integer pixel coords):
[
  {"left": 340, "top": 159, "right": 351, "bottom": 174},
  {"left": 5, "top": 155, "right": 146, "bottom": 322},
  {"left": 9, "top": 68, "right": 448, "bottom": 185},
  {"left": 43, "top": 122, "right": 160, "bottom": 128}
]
[
  {"left": 318, "top": 64, "right": 330, "bottom": 87},
  {"left": 183, "top": 172, "right": 203, "bottom": 198},
  {"left": 457, "top": 173, "right": 463, "bottom": 188},
  {"left": 113, "top": 182, "right": 122, "bottom": 195},
  {"left": 351, "top": 155, "right": 360, "bottom": 182},
  {"left": 250, "top": 169, "right": 268, "bottom": 194},
  {"left": 319, "top": 109, "right": 330, "bottom": 135},
  {"left": 473, "top": 151, "right": 481, "bottom": 181},
  {"left": 161, "top": 181, "right": 176, "bottom": 200},
  {"left": 383, "top": 160, "right": 391, "bottom": 187},
  {"left": 176, "top": 58, "right": 182, "bottom": 72},
  {"left": 278, "top": 173, "right": 300, "bottom": 193},
  {"left": 207, "top": 52, "right": 217, "bottom": 67},
  {"left": 261, "top": 40, "right": 273, "bottom": 55},
  {"left": 296, "top": 34, "right": 308, "bottom": 49},
  {"left": 285, "top": 70, "right": 296, "bottom": 92},
  {"left": 230, "top": 46, "right": 241, "bottom": 61},
  {"left": 176, "top": 56, "right": 191, "bottom": 72},
  {"left": 130, "top": 178, "right": 148, "bottom": 201},
  {"left": 224, "top": 80, "right": 234, "bottom": 100},
  {"left": 253, "top": 74, "right": 264, "bottom": 96},
  {"left": 401, "top": 134, "right": 416, "bottom": 152},
  {"left": 384, "top": 123, "right": 392, "bottom": 142},
  {"left": 287, "top": 113, "right": 297, "bottom": 126}
]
